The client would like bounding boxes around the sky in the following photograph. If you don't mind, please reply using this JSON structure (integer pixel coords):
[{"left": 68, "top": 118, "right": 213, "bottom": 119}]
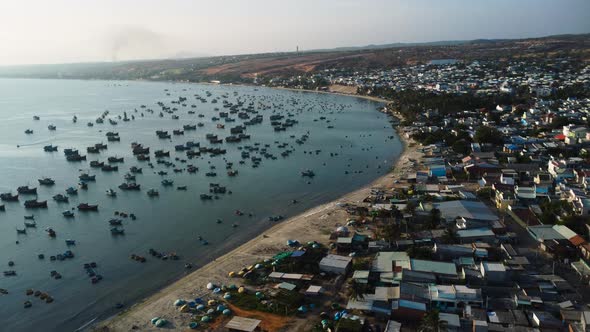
[{"left": 0, "top": 0, "right": 588, "bottom": 65}]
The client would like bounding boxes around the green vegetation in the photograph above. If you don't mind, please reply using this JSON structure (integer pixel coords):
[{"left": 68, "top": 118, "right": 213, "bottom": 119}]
[
  {"left": 474, "top": 126, "right": 504, "bottom": 145},
  {"left": 230, "top": 289, "right": 304, "bottom": 315}
]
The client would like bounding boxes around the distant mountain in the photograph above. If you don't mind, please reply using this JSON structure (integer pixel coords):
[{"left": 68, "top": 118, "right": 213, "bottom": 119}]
[
  {"left": 0, "top": 33, "right": 587, "bottom": 82},
  {"left": 304, "top": 33, "right": 590, "bottom": 53}
]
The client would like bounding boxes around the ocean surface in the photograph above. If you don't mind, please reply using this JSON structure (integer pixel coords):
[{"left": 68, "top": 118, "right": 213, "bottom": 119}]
[{"left": 0, "top": 78, "right": 402, "bottom": 331}]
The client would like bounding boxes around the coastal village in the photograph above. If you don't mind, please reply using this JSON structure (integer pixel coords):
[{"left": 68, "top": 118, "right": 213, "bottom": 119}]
[{"left": 97, "top": 56, "right": 590, "bottom": 332}]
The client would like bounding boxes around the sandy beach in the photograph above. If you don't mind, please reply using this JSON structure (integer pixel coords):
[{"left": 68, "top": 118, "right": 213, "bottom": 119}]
[{"left": 94, "top": 94, "right": 420, "bottom": 332}]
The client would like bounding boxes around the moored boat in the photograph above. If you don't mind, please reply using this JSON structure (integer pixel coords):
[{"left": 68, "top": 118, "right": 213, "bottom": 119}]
[
  {"left": 0, "top": 193, "right": 18, "bottom": 201},
  {"left": 79, "top": 173, "right": 96, "bottom": 181},
  {"left": 24, "top": 200, "right": 47, "bottom": 208},
  {"left": 17, "top": 186, "right": 37, "bottom": 195},
  {"left": 78, "top": 203, "right": 98, "bottom": 211},
  {"left": 38, "top": 177, "right": 55, "bottom": 185},
  {"left": 52, "top": 194, "right": 69, "bottom": 203},
  {"left": 110, "top": 227, "right": 124, "bottom": 235},
  {"left": 118, "top": 183, "right": 140, "bottom": 191}
]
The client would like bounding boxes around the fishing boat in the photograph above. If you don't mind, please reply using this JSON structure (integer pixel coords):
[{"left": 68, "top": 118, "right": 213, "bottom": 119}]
[
  {"left": 43, "top": 145, "right": 58, "bottom": 152},
  {"left": 90, "top": 160, "right": 104, "bottom": 168},
  {"left": 154, "top": 150, "right": 170, "bottom": 158},
  {"left": 25, "top": 129, "right": 33, "bottom": 134},
  {"left": 78, "top": 203, "right": 98, "bottom": 211},
  {"left": 45, "top": 228, "right": 56, "bottom": 237},
  {"left": 108, "top": 218, "right": 122, "bottom": 226},
  {"left": 24, "top": 219, "right": 36, "bottom": 227},
  {"left": 161, "top": 179, "right": 174, "bottom": 186},
  {"left": 118, "top": 183, "right": 140, "bottom": 191},
  {"left": 52, "top": 194, "right": 69, "bottom": 203},
  {"left": 0, "top": 193, "right": 18, "bottom": 201},
  {"left": 66, "top": 187, "right": 78, "bottom": 195},
  {"left": 16, "top": 228, "right": 26, "bottom": 234},
  {"left": 200, "top": 194, "right": 213, "bottom": 200},
  {"left": 301, "top": 170, "right": 316, "bottom": 177},
  {"left": 24, "top": 200, "right": 48, "bottom": 208},
  {"left": 0, "top": 204, "right": 4, "bottom": 211},
  {"left": 87, "top": 146, "right": 100, "bottom": 153},
  {"left": 17, "top": 186, "right": 37, "bottom": 195},
  {"left": 129, "top": 166, "right": 142, "bottom": 173},
  {"left": 4, "top": 270, "right": 17, "bottom": 276},
  {"left": 110, "top": 227, "right": 125, "bottom": 235},
  {"left": 65, "top": 239, "right": 76, "bottom": 246},
  {"left": 177, "top": 186, "right": 187, "bottom": 191},
  {"left": 106, "top": 189, "right": 117, "bottom": 197},
  {"left": 147, "top": 189, "right": 159, "bottom": 197},
  {"left": 101, "top": 164, "right": 118, "bottom": 171},
  {"left": 87, "top": 122, "right": 94, "bottom": 127},
  {"left": 108, "top": 156, "right": 124, "bottom": 163},
  {"left": 124, "top": 173, "right": 136, "bottom": 181},
  {"left": 24, "top": 214, "right": 34, "bottom": 220},
  {"left": 33, "top": 115, "right": 40, "bottom": 120},
  {"left": 48, "top": 124, "right": 56, "bottom": 131},
  {"left": 79, "top": 173, "right": 96, "bottom": 181},
  {"left": 79, "top": 182, "right": 88, "bottom": 190},
  {"left": 62, "top": 210, "right": 74, "bottom": 218},
  {"left": 38, "top": 177, "right": 55, "bottom": 185},
  {"left": 66, "top": 154, "right": 86, "bottom": 161}
]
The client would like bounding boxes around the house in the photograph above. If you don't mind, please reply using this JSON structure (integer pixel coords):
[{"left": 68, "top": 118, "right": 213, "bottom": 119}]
[
  {"left": 480, "top": 262, "right": 508, "bottom": 282},
  {"left": 408, "top": 259, "right": 462, "bottom": 281},
  {"left": 304, "top": 285, "right": 324, "bottom": 296},
  {"left": 433, "top": 200, "right": 499, "bottom": 225},
  {"left": 457, "top": 228, "right": 496, "bottom": 244},
  {"left": 319, "top": 254, "right": 352, "bottom": 275},
  {"left": 439, "top": 313, "right": 461, "bottom": 331}
]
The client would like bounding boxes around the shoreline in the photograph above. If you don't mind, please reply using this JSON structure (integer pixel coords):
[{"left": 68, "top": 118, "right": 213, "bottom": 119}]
[
  {"left": 97, "top": 138, "right": 419, "bottom": 332},
  {"left": 95, "top": 95, "right": 418, "bottom": 331}
]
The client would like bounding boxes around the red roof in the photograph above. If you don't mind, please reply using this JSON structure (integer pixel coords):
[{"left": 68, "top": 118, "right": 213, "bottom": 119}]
[
  {"left": 569, "top": 235, "right": 586, "bottom": 247},
  {"left": 554, "top": 134, "right": 566, "bottom": 140}
]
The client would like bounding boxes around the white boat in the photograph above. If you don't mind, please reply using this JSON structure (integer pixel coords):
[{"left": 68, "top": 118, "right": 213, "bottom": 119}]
[{"left": 106, "top": 189, "right": 117, "bottom": 197}]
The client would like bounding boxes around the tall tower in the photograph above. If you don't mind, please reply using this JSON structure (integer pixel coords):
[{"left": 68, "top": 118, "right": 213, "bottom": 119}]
[{"left": 296, "top": 45, "right": 299, "bottom": 56}]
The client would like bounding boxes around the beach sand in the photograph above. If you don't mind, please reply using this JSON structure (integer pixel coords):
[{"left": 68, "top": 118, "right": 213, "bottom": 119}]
[{"left": 94, "top": 97, "right": 420, "bottom": 332}]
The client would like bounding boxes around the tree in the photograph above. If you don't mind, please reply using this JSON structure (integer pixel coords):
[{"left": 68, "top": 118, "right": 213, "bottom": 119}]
[
  {"left": 419, "top": 309, "right": 447, "bottom": 332},
  {"left": 407, "top": 246, "right": 433, "bottom": 260},
  {"left": 349, "top": 280, "right": 367, "bottom": 300},
  {"left": 379, "top": 222, "right": 401, "bottom": 246},
  {"left": 442, "top": 226, "right": 459, "bottom": 244},
  {"left": 429, "top": 208, "right": 441, "bottom": 229},
  {"left": 474, "top": 126, "right": 504, "bottom": 145}
]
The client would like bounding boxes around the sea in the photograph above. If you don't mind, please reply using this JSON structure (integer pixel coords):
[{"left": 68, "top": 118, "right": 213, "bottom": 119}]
[{"left": 0, "top": 78, "right": 402, "bottom": 331}]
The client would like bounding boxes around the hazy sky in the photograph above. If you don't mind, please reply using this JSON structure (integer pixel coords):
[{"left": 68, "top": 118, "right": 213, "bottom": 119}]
[{"left": 0, "top": 0, "right": 588, "bottom": 65}]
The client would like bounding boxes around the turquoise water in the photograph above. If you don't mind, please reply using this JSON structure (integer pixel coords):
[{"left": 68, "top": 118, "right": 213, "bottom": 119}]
[{"left": 0, "top": 79, "right": 402, "bottom": 331}]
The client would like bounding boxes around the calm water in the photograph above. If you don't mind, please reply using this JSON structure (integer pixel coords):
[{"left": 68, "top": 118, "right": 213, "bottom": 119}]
[{"left": 0, "top": 78, "right": 402, "bottom": 331}]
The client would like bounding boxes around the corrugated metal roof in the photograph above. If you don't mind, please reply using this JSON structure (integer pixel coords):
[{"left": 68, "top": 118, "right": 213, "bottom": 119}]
[{"left": 225, "top": 316, "right": 261, "bottom": 332}]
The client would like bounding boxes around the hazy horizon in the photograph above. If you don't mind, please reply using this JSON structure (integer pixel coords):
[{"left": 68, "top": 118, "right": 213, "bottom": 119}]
[{"left": 0, "top": 0, "right": 589, "bottom": 66}]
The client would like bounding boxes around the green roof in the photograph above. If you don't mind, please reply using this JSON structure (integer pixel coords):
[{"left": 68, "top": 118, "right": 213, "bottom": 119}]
[{"left": 410, "top": 259, "right": 458, "bottom": 276}]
